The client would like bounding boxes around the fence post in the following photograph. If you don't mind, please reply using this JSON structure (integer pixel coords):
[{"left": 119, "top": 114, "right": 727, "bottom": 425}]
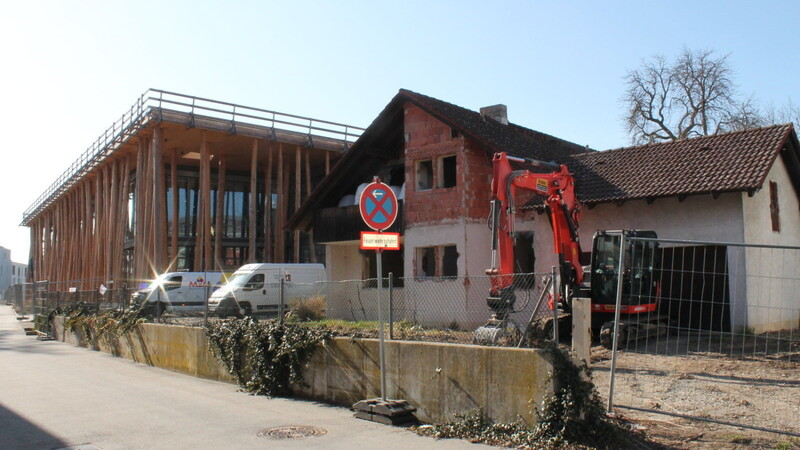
[
  {"left": 388, "top": 272, "right": 394, "bottom": 340},
  {"left": 279, "top": 278, "right": 285, "bottom": 325},
  {"left": 204, "top": 272, "right": 209, "bottom": 327},
  {"left": 607, "top": 231, "right": 627, "bottom": 414}
]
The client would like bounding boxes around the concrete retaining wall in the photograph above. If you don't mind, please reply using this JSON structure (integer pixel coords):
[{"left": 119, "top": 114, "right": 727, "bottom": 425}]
[{"left": 51, "top": 318, "right": 554, "bottom": 424}]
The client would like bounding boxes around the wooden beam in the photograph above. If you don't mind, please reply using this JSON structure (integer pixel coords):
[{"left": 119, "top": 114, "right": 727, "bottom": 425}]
[
  {"left": 264, "top": 145, "right": 273, "bottom": 263},
  {"left": 294, "top": 146, "right": 301, "bottom": 263},
  {"left": 249, "top": 139, "right": 258, "bottom": 263},
  {"left": 152, "top": 127, "right": 165, "bottom": 275},
  {"left": 214, "top": 156, "right": 226, "bottom": 271},
  {"left": 276, "top": 144, "right": 284, "bottom": 263},
  {"left": 203, "top": 138, "right": 213, "bottom": 270},
  {"left": 107, "top": 160, "right": 118, "bottom": 282},
  {"left": 134, "top": 139, "right": 145, "bottom": 282},
  {"left": 305, "top": 150, "right": 314, "bottom": 263},
  {"left": 170, "top": 150, "right": 179, "bottom": 271}
]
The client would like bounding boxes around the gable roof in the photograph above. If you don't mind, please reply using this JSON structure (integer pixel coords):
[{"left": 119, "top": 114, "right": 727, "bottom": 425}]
[
  {"left": 286, "top": 89, "right": 590, "bottom": 230},
  {"left": 558, "top": 124, "right": 799, "bottom": 206},
  {"left": 400, "top": 89, "right": 593, "bottom": 160}
]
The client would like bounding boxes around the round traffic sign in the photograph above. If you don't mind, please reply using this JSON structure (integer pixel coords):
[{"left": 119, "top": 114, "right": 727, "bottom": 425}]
[{"left": 359, "top": 180, "right": 398, "bottom": 231}]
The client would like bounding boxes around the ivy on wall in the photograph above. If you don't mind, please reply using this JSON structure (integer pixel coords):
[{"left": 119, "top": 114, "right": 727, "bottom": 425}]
[{"left": 205, "top": 318, "right": 331, "bottom": 397}]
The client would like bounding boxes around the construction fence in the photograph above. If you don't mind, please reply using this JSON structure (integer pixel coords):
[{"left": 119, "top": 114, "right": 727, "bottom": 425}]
[
  {"left": 600, "top": 235, "right": 800, "bottom": 438},
  {"left": 4, "top": 273, "right": 556, "bottom": 344}
]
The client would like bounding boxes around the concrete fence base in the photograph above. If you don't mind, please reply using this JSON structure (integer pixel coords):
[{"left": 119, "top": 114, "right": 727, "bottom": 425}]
[{"left": 51, "top": 318, "right": 555, "bottom": 425}]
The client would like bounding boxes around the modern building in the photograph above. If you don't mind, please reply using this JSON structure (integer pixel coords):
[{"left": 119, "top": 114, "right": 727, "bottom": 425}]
[
  {"left": 21, "top": 90, "right": 363, "bottom": 289},
  {"left": 0, "top": 246, "right": 27, "bottom": 297}
]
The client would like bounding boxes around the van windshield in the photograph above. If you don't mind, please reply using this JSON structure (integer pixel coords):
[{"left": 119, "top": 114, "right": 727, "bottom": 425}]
[
  {"left": 146, "top": 275, "right": 182, "bottom": 291},
  {"left": 226, "top": 273, "right": 253, "bottom": 288}
]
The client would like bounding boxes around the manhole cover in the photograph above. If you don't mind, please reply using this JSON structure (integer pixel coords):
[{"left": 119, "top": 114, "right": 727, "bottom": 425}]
[{"left": 258, "top": 425, "right": 327, "bottom": 440}]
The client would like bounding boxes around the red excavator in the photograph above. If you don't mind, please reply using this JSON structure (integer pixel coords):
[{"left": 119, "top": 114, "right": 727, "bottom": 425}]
[{"left": 475, "top": 152, "right": 662, "bottom": 347}]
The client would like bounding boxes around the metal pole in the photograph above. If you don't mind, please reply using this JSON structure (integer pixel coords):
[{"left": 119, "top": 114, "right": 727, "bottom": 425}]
[
  {"left": 388, "top": 272, "right": 394, "bottom": 340},
  {"left": 204, "top": 271, "right": 209, "bottom": 327},
  {"left": 551, "top": 266, "right": 559, "bottom": 342},
  {"left": 279, "top": 278, "right": 285, "bottom": 325},
  {"left": 607, "top": 231, "right": 627, "bottom": 414},
  {"left": 156, "top": 288, "right": 161, "bottom": 324},
  {"left": 377, "top": 249, "right": 386, "bottom": 401}
]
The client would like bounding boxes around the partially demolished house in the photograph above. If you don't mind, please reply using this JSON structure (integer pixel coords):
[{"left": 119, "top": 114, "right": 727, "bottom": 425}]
[{"left": 288, "top": 89, "right": 800, "bottom": 332}]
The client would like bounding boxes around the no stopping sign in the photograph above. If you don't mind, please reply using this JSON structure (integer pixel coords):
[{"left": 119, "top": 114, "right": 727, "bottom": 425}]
[{"left": 359, "top": 179, "right": 398, "bottom": 231}]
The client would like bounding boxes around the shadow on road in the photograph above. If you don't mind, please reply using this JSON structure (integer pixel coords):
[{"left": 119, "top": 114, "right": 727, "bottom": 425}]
[{"left": 0, "top": 402, "right": 69, "bottom": 449}]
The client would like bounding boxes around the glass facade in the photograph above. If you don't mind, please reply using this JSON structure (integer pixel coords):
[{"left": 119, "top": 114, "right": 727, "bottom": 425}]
[{"left": 124, "top": 166, "right": 316, "bottom": 278}]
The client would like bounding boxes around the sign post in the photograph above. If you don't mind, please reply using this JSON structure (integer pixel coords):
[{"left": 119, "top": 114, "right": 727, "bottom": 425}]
[{"left": 352, "top": 177, "right": 416, "bottom": 425}]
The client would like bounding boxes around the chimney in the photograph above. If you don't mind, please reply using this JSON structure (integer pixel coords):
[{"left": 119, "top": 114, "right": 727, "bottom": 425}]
[{"left": 480, "top": 104, "right": 508, "bottom": 125}]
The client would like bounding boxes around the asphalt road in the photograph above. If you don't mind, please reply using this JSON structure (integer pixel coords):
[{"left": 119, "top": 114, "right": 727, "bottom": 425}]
[{"left": 0, "top": 305, "right": 482, "bottom": 449}]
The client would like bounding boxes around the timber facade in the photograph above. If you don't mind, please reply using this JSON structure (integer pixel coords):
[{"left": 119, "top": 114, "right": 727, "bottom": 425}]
[{"left": 22, "top": 90, "right": 362, "bottom": 288}]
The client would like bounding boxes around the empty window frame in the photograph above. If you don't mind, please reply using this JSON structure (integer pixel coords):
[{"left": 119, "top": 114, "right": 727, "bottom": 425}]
[
  {"left": 415, "top": 244, "right": 459, "bottom": 278},
  {"left": 416, "top": 246, "right": 436, "bottom": 277},
  {"left": 441, "top": 245, "right": 458, "bottom": 277},
  {"left": 438, "top": 155, "right": 457, "bottom": 188},
  {"left": 415, "top": 160, "right": 434, "bottom": 191}
]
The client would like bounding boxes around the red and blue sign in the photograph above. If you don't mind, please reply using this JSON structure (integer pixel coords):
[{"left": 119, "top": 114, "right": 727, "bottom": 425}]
[{"left": 359, "top": 179, "right": 398, "bottom": 231}]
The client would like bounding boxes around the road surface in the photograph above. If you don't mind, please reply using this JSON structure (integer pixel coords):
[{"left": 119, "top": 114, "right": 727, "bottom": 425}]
[{"left": 0, "top": 305, "right": 482, "bottom": 449}]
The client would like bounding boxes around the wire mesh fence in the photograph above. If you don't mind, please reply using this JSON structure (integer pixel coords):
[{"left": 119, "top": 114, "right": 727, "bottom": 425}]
[
  {"left": 4, "top": 272, "right": 558, "bottom": 345},
  {"left": 599, "top": 236, "right": 800, "bottom": 437}
]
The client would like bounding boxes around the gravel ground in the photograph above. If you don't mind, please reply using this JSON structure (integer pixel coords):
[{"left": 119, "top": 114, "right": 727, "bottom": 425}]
[{"left": 590, "top": 336, "right": 800, "bottom": 449}]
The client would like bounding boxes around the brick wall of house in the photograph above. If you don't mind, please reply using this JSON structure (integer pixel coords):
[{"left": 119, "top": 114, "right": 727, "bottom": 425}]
[{"left": 403, "top": 103, "right": 493, "bottom": 226}]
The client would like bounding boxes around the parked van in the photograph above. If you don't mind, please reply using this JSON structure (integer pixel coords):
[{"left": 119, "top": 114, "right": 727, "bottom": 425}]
[
  {"left": 132, "top": 272, "right": 227, "bottom": 315},
  {"left": 208, "top": 263, "right": 326, "bottom": 318}
]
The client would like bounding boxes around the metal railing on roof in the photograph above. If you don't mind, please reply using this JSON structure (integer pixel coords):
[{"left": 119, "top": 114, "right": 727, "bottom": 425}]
[{"left": 21, "top": 89, "right": 365, "bottom": 226}]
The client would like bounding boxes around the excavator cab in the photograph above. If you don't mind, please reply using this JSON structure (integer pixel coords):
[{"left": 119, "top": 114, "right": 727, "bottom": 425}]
[
  {"left": 590, "top": 230, "right": 659, "bottom": 311},
  {"left": 590, "top": 230, "right": 662, "bottom": 344}
]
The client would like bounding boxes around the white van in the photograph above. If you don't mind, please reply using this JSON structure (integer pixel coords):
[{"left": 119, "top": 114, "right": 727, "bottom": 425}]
[
  {"left": 132, "top": 272, "right": 227, "bottom": 315},
  {"left": 208, "top": 263, "right": 326, "bottom": 318}
]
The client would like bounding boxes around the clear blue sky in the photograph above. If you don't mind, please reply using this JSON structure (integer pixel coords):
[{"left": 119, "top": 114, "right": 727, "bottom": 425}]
[{"left": 1, "top": 0, "right": 798, "bottom": 264}]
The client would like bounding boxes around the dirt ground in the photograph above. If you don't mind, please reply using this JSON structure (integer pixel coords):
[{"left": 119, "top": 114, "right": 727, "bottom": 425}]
[{"left": 590, "top": 332, "right": 800, "bottom": 449}]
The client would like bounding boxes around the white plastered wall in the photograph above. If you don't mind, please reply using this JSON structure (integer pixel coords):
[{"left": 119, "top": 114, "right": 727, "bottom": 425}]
[
  {"left": 528, "top": 194, "right": 748, "bottom": 330},
  {"left": 741, "top": 156, "right": 800, "bottom": 332}
]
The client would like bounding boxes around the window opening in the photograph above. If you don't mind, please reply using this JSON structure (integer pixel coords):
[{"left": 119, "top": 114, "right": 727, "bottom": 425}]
[
  {"left": 438, "top": 156, "right": 457, "bottom": 188},
  {"left": 417, "top": 247, "right": 436, "bottom": 277},
  {"left": 442, "top": 245, "right": 458, "bottom": 277},
  {"left": 415, "top": 160, "right": 433, "bottom": 191}
]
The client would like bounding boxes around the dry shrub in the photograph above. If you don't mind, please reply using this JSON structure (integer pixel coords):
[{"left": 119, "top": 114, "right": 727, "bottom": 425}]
[{"left": 289, "top": 295, "right": 326, "bottom": 321}]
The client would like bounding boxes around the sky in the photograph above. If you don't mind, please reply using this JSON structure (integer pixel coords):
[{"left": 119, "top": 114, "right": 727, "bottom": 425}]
[{"left": 0, "top": 0, "right": 798, "bottom": 265}]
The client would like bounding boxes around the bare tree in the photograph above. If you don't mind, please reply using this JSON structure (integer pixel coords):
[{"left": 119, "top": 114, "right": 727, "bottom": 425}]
[
  {"left": 764, "top": 100, "right": 800, "bottom": 128},
  {"left": 623, "top": 48, "right": 763, "bottom": 145}
]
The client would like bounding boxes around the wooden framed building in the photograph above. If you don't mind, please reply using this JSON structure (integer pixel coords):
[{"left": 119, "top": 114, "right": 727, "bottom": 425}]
[{"left": 21, "top": 89, "right": 363, "bottom": 288}]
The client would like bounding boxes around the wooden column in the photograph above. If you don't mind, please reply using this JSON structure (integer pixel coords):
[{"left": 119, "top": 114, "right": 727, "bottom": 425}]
[
  {"left": 106, "top": 160, "right": 118, "bottom": 282},
  {"left": 276, "top": 144, "right": 284, "bottom": 263},
  {"left": 133, "top": 139, "right": 145, "bottom": 282},
  {"left": 152, "top": 127, "right": 165, "bottom": 275},
  {"left": 195, "top": 132, "right": 211, "bottom": 271},
  {"left": 214, "top": 156, "right": 226, "bottom": 271},
  {"left": 117, "top": 155, "right": 131, "bottom": 283},
  {"left": 305, "top": 151, "right": 314, "bottom": 263},
  {"left": 294, "top": 147, "right": 301, "bottom": 263},
  {"left": 203, "top": 140, "right": 212, "bottom": 270},
  {"left": 264, "top": 145, "right": 273, "bottom": 263},
  {"left": 249, "top": 139, "right": 258, "bottom": 263},
  {"left": 325, "top": 151, "right": 330, "bottom": 175},
  {"left": 170, "top": 150, "right": 179, "bottom": 270}
]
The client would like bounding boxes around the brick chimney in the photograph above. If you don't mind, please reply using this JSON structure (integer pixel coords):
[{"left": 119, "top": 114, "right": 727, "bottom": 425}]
[{"left": 480, "top": 104, "right": 508, "bottom": 125}]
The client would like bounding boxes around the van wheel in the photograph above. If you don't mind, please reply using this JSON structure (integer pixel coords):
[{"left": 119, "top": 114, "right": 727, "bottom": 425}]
[
  {"left": 240, "top": 302, "right": 253, "bottom": 318},
  {"left": 152, "top": 301, "right": 167, "bottom": 317}
]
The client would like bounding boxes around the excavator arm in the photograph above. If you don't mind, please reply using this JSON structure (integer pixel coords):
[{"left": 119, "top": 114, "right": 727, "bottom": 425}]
[{"left": 485, "top": 152, "right": 583, "bottom": 318}]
